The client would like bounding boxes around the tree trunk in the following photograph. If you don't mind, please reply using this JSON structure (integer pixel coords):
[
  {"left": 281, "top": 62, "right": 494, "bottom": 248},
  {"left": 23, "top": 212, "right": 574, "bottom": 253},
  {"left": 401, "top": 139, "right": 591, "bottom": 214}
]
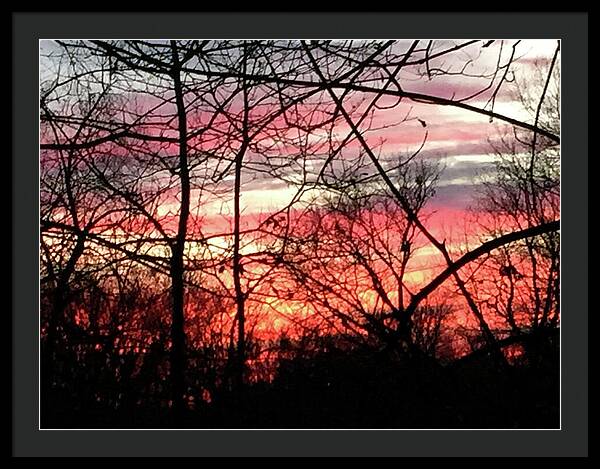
[
  {"left": 169, "top": 41, "right": 190, "bottom": 423},
  {"left": 233, "top": 151, "right": 245, "bottom": 392}
]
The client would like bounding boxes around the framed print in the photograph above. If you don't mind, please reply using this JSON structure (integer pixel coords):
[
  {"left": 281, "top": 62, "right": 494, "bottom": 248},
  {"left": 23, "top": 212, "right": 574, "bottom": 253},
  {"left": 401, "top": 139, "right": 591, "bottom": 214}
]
[{"left": 12, "top": 11, "right": 588, "bottom": 458}]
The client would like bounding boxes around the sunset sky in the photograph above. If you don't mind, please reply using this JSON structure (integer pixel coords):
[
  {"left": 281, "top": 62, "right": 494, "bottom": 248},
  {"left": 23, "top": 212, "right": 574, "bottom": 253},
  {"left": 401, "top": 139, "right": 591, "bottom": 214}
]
[
  {"left": 132, "top": 39, "right": 555, "bottom": 215},
  {"left": 183, "top": 39, "right": 559, "bottom": 263},
  {"left": 40, "top": 39, "right": 560, "bottom": 347}
]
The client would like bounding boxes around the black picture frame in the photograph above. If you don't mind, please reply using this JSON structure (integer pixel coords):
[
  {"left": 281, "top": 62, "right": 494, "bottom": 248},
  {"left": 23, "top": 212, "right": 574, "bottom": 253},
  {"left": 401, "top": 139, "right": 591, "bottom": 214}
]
[{"left": 12, "top": 11, "right": 588, "bottom": 458}]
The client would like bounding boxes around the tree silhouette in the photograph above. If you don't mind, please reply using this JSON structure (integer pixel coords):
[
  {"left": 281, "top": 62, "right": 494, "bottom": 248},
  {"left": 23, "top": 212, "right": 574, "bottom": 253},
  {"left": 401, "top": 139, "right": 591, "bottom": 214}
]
[{"left": 40, "top": 39, "right": 561, "bottom": 428}]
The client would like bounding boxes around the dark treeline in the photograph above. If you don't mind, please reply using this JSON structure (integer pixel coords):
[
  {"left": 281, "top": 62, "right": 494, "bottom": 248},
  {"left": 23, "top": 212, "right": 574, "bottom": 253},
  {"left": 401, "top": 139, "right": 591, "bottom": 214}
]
[{"left": 40, "top": 39, "right": 560, "bottom": 428}]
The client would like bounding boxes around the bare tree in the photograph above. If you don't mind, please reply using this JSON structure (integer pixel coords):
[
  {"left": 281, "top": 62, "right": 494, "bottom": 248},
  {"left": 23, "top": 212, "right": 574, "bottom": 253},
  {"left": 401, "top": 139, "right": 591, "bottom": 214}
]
[
  {"left": 467, "top": 42, "right": 561, "bottom": 360},
  {"left": 40, "top": 39, "right": 561, "bottom": 427},
  {"left": 40, "top": 39, "right": 387, "bottom": 412}
]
